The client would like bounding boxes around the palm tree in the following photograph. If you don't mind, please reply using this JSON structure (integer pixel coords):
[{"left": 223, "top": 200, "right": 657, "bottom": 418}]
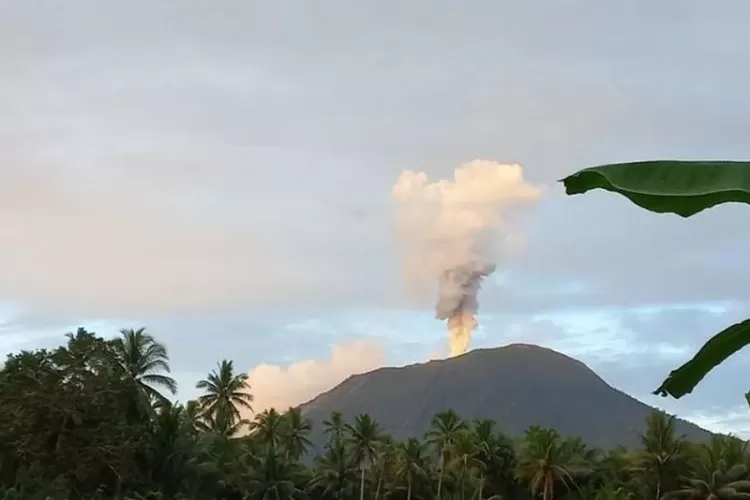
[
  {"left": 280, "top": 407, "right": 313, "bottom": 460},
  {"left": 472, "top": 419, "right": 517, "bottom": 499},
  {"left": 346, "top": 413, "right": 382, "bottom": 500},
  {"left": 515, "top": 426, "right": 580, "bottom": 500},
  {"left": 245, "top": 447, "right": 305, "bottom": 500},
  {"left": 664, "top": 462, "right": 750, "bottom": 500},
  {"left": 195, "top": 359, "right": 253, "bottom": 434},
  {"left": 448, "top": 429, "right": 484, "bottom": 500},
  {"left": 184, "top": 400, "right": 204, "bottom": 434},
  {"left": 632, "top": 412, "right": 689, "bottom": 500},
  {"left": 372, "top": 436, "right": 397, "bottom": 500},
  {"left": 396, "top": 438, "right": 429, "bottom": 500},
  {"left": 200, "top": 410, "right": 249, "bottom": 436},
  {"left": 148, "top": 402, "right": 214, "bottom": 498},
  {"left": 701, "top": 435, "right": 748, "bottom": 472},
  {"left": 425, "top": 409, "right": 468, "bottom": 500},
  {"left": 323, "top": 410, "right": 346, "bottom": 449},
  {"left": 249, "top": 408, "right": 285, "bottom": 451},
  {"left": 111, "top": 327, "right": 177, "bottom": 407},
  {"left": 309, "top": 440, "right": 356, "bottom": 500}
]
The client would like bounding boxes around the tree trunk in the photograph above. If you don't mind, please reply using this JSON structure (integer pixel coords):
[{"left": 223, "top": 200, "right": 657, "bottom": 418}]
[
  {"left": 543, "top": 475, "right": 553, "bottom": 500},
  {"left": 461, "top": 455, "right": 467, "bottom": 500},
  {"left": 437, "top": 452, "right": 445, "bottom": 500},
  {"left": 407, "top": 477, "right": 413, "bottom": 500},
  {"left": 360, "top": 464, "right": 366, "bottom": 500},
  {"left": 375, "top": 467, "right": 385, "bottom": 500}
]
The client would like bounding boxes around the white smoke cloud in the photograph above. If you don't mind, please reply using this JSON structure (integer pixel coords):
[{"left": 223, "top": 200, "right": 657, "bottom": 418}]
[
  {"left": 393, "top": 160, "right": 542, "bottom": 355},
  {"left": 245, "top": 339, "right": 386, "bottom": 416}
]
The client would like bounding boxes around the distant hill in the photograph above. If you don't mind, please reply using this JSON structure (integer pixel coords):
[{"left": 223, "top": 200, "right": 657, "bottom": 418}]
[{"left": 300, "top": 343, "right": 711, "bottom": 451}]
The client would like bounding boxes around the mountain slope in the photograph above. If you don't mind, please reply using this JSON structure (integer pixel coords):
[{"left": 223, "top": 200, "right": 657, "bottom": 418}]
[{"left": 300, "top": 343, "right": 711, "bottom": 450}]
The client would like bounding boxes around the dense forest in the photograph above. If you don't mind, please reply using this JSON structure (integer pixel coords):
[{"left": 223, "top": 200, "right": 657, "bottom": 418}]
[{"left": 0, "top": 328, "right": 747, "bottom": 500}]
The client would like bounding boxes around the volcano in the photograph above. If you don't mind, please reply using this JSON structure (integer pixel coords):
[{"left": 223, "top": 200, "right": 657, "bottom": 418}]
[{"left": 300, "top": 343, "right": 711, "bottom": 451}]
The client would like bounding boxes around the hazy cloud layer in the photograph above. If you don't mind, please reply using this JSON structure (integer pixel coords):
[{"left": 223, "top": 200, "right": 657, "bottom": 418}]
[
  {"left": 246, "top": 340, "right": 386, "bottom": 416},
  {"left": 3, "top": 1, "right": 750, "bottom": 317}
]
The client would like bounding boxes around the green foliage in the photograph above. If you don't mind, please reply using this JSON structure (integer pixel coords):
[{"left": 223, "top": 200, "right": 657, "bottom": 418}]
[
  {"left": 561, "top": 160, "right": 750, "bottom": 399},
  {"left": 1, "top": 326, "right": 748, "bottom": 500},
  {"left": 654, "top": 320, "right": 750, "bottom": 398},
  {"left": 561, "top": 160, "right": 750, "bottom": 217}
]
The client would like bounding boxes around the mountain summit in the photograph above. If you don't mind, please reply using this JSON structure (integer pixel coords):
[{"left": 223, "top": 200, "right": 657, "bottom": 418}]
[{"left": 301, "top": 343, "right": 710, "bottom": 449}]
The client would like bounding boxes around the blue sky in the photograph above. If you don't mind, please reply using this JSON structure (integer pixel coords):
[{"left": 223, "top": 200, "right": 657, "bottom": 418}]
[{"left": 3, "top": 0, "right": 750, "bottom": 436}]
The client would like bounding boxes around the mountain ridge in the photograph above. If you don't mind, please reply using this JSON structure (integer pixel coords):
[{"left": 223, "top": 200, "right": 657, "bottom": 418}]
[{"left": 300, "top": 342, "right": 711, "bottom": 450}]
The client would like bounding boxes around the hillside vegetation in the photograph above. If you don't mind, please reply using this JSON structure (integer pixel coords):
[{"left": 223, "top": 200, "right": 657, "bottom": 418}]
[{"left": 0, "top": 327, "right": 745, "bottom": 500}]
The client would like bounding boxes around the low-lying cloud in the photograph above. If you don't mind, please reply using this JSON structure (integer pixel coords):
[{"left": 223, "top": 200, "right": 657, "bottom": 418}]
[{"left": 245, "top": 339, "right": 386, "bottom": 415}]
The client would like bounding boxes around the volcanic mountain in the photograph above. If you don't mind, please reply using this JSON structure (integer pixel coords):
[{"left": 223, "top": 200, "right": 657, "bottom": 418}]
[{"left": 300, "top": 343, "right": 711, "bottom": 450}]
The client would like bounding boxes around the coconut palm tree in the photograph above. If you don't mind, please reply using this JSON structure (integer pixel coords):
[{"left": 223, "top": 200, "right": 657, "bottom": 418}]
[
  {"left": 449, "top": 429, "right": 485, "bottom": 500},
  {"left": 701, "top": 435, "right": 748, "bottom": 472},
  {"left": 515, "top": 426, "right": 580, "bottom": 500},
  {"left": 472, "top": 419, "right": 516, "bottom": 498},
  {"left": 280, "top": 407, "right": 313, "bottom": 460},
  {"left": 148, "top": 402, "right": 215, "bottom": 498},
  {"left": 249, "top": 408, "right": 285, "bottom": 451},
  {"left": 346, "top": 413, "right": 382, "bottom": 500},
  {"left": 111, "top": 327, "right": 177, "bottom": 407},
  {"left": 372, "top": 436, "right": 398, "bottom": 500},
  {"left": 664, "top": 462, "right": 750, "bottom": 500},
  {"left": 309, "top": 440, "right": 356, "bottom": 500},
  {"left": 632, "top": 412, "right": 689, "bottom": 500},
  {"left": 396, "top": 438, "right": 429, "bottom": 500},
  {"left": 323, "top": 410, "right": 346, "bottom": 449},
  {"left": 425, "top": 409, "right": 468, "bottom": 500},
  {"left": 245, "top": 447, "right": 305, "bottom": 500},
  {"left": 195, "top": 359, "right": 253, "bottom": 434}
]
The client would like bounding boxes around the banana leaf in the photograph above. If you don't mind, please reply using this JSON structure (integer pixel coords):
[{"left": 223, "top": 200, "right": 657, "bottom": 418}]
[
  {"left": 560, "top": 160, "right": 750, "bottom": 398},
  {"left": 561, "top": 160, "right": 750, "bottom": 217}
]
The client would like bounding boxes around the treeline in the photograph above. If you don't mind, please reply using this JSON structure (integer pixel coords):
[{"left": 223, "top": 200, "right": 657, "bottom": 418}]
[{"left": 0, "top": 327, "right": 746, "bottom": 500}]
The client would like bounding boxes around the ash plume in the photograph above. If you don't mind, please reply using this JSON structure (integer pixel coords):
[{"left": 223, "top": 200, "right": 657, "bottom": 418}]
[{"left": 392, "top": 160, "right": 541, "bottom": 356}]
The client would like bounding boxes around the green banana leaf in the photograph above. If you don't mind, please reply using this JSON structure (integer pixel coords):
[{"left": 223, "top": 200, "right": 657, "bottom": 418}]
[
  {"left": 561, "top": 160, "right": 750, "bottom": 217},
  {"left": 654, "top": 320, "right": 750, "bottom": 398},
  {"left": 560, "top": 160, "right": 750, "bottom": 398}
]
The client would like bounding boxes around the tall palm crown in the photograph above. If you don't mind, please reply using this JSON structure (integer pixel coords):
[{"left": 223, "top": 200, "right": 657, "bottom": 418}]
[
  {"left": 309, "top": 440, "right": 356, "bottom": 500},
  {"left": 249, "top": 408, "right": 285, "bottom": 450},
  {"left": 246, "top": 448, "right": 306, "bottom": 500},
  {"left": 665, "top": 462, "right": 750, "bottom": 500},
  {"left": 426, "top": 409, "right": 468, "bottom": 499},
  {"left": 449, "top": 429, "right": 486, "bottom": 500},
  {"left": 426, "top": 410, "right": 468, "bottom": 462},
  {"left": 111, "top": 327, "right": 177, "bottom": 405},
  {"left": 633, "top": 412, "right": 690, "bottom": 500},
  {"left": 323, "top": 410, "right": 346, "bottom": 448},
  {"left": 346, "top": 413, "right": 382, "bottom": 468},
  {"left": 396, "top": 437, "right": 429, "bottom": 500},
  {"left": 346, "top": 413, "right": 382, "bottom": 500},
  {"left": 281, "top": 407, "right": 313, "bottom": 460},
  {"left": 195, "top": 359, "right": 253, "bottom": 431},
  {"left": 514, "top": 426, "right": 581, "bottom": 500}
]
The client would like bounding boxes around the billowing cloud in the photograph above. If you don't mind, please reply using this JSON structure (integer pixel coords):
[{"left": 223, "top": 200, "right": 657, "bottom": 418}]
[
  {"left": 393, "top": 160, "right": 542, "bottom": 355},
  {"left": 245, "top": 340, "right": 386, "bottom": 415}
]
